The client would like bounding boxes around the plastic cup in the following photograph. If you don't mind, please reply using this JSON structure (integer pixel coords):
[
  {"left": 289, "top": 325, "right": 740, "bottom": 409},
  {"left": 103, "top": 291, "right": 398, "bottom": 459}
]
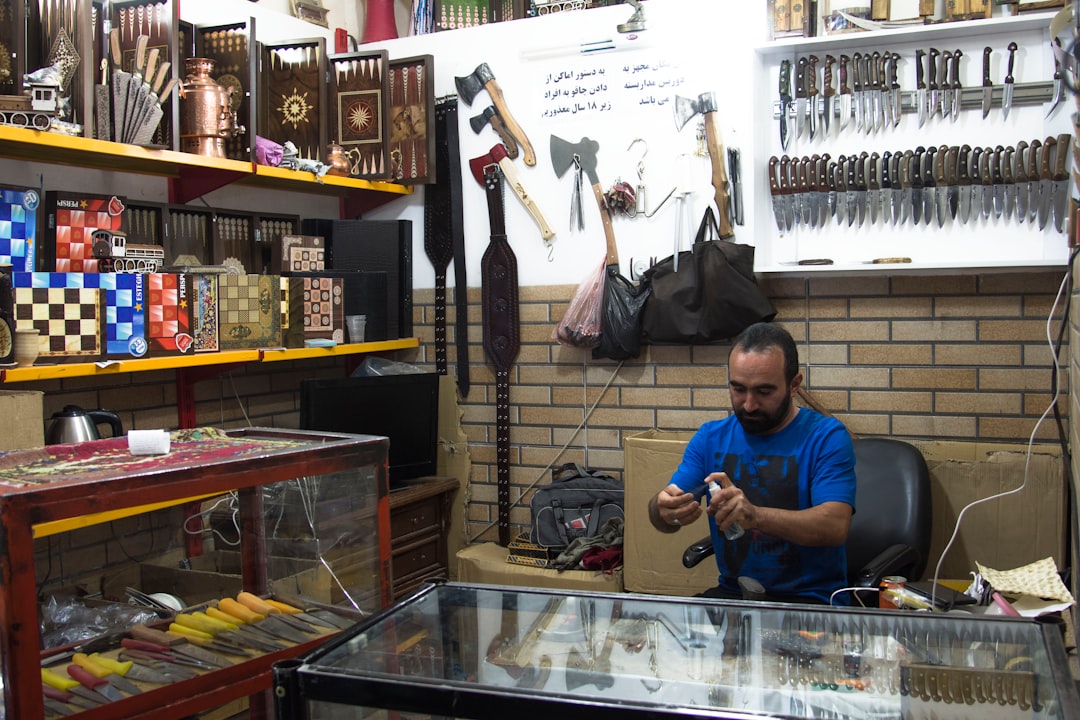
[{"left": 346, "top": 315, "right": 367, "bottom": 343}]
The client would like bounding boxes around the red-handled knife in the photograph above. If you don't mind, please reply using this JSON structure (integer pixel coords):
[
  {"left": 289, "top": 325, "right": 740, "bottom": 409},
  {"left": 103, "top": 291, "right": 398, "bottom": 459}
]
[{"left": 67, "top": 663, "right": 125, "bottom": 702}]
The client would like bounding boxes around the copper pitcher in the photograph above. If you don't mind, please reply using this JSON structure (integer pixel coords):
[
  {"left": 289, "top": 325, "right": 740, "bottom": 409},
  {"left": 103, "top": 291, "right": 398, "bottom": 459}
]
[
  {"left": 326, "top": 142, "right": 351, "bottom": 176},
  {"left": 179, "top": 58, "right": 244, "bottom": 158}
]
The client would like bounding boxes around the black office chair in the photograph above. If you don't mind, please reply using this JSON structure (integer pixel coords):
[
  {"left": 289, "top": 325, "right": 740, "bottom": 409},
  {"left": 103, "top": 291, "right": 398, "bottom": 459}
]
[{"left": 682, "top": 437, "right": 933, "bottom": 597}]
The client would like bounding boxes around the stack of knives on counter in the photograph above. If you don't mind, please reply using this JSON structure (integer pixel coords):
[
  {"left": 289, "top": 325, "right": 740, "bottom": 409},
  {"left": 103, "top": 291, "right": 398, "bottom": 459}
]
[
  {"left": 777, "top": 41, "right": 1063, "bottom": 147},
  {"left": 769, "top": 135, "right": 1073, "bottom": 232},
  {"left": 38, "top": 593, "right": 350, "bottom": 714}
]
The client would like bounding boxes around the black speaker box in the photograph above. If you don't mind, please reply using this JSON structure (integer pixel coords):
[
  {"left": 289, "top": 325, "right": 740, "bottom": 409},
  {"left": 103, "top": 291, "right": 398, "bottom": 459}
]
[
  {"left": 283, "top": 270, "right": 389, "bottom": 342},
  {"left": 300, "top": 219, "right": 412, "bottom": 339}
]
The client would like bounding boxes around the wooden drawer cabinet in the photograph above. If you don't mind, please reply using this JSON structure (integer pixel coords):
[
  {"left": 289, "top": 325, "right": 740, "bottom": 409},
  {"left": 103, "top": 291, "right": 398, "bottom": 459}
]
[{"left": 388, "top": 476, "right": 459, "bottom": 599}]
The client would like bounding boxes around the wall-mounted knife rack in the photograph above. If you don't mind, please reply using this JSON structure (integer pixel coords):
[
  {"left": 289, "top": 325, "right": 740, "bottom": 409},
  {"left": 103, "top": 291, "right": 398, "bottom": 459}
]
[{"left": 772, "top": 80, "right": 1053, "bottom": 119}]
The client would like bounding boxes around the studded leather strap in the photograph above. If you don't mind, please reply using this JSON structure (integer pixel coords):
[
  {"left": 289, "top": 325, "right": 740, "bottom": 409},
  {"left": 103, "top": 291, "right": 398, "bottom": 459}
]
[{"left": 424, "top": 98, "right": 459, "bottom": 378}]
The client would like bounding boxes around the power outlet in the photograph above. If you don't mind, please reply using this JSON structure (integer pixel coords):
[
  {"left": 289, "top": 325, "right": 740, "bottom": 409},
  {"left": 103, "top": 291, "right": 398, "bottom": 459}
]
[{"left": 631, "top": 258, "right": 650, "bottom": 279}]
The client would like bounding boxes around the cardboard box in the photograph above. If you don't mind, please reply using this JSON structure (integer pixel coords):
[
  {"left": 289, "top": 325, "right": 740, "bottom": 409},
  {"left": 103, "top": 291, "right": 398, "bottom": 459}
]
[
  {"left": 0, "top": 390, "right": 43, "bottom": 451},
  {"left": 623, "top": 429, "right": 716, "bottom": 596},
  {"left": 457, "top": 543, "right": 623, "bottom": 592}
]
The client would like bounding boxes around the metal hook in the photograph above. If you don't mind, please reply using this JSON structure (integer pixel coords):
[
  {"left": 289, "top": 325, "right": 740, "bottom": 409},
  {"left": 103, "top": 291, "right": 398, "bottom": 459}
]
[{"left": 627, "top": 137, "right": 647, "bottom": 180}]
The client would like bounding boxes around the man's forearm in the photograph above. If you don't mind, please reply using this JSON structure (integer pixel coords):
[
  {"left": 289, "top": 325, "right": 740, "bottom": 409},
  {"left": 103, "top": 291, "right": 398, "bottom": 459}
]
[
  {"left": 752, "top": 501, "right": 851, "bottom": 546},
  {"left": 648, "top": 493, "right": 680, "bottom": 534}
]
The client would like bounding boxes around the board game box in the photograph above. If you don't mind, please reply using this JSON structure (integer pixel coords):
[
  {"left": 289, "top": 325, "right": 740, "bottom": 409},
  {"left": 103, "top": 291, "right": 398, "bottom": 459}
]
[
  {"left": 282, "top": 275, "right": 343, "bottom": 347},
  {"left": 145, "top": 273, "right": 195, "bottom": 355},
  {"left": 42, "top": 191, "right": 126, "bottom": 273},
  {"left": 218, "top": 274, "right": 282, "bottom": 350},
  {"left": 11, "top": 275, "right": 105, "bottom": 361},
  {"left": 0, "top": 185, "right": 40, "bottom": 272}
]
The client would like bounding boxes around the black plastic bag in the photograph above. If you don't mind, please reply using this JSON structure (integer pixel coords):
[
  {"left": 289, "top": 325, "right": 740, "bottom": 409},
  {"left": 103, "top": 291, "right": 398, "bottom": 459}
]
[{"left": 593, "top": 264, "right": 651, "bottom": 361}]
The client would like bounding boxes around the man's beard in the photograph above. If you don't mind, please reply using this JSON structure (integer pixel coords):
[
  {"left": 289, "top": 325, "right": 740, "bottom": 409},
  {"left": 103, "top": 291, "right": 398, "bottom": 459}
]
[{"left": 735, "top": 391, "right": 792, "bottom": 435}]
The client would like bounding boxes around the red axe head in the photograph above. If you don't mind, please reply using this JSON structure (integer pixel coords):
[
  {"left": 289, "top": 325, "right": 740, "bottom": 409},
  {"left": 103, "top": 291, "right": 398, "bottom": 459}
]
[{"left": 468, "top": 144, "right": 511, "bottom": 185}]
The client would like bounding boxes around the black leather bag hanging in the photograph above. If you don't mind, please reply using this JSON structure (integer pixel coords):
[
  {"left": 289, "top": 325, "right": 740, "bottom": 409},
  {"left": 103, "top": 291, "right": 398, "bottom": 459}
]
[{"left": 641, "top": 208, "right": 776, "bottom": 344}]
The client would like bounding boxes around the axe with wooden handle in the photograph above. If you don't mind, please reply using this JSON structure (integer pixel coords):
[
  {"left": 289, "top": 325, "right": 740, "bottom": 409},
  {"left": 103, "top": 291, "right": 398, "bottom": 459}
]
[
  {"left": 550, "top": 134, "right": 618, "bottom": 267},
  {"left": 673, "top": 91, "right": 735, "bottom": 239},
  {"left": 470, "top": 144, "right": 555, "bottom": 243},
  {"left": 456, "top": 63, "right": 536, "bottom": 166},
  {"left": 470, "top": 105, "right": 519, "bottom": 160}
]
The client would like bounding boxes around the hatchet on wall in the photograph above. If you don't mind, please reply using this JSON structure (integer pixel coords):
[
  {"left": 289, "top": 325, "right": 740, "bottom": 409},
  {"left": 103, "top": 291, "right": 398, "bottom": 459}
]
[
  {"left": 551, "top": 135, "right": 618, "bottom": 268},
  {"left": 470, "top": 143, "right": 555, "bottom": 243},
  {"left": 673, "top": 91, "right": 735, "bottom": 239},
  {"left": 456, "top": 63, "right": 537, "bottom": 166}
]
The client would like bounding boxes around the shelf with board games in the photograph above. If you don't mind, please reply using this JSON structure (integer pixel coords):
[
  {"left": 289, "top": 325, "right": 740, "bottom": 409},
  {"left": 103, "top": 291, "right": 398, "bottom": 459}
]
[{"left": 0, "top": 125, "right": 413, "bottom": 208}]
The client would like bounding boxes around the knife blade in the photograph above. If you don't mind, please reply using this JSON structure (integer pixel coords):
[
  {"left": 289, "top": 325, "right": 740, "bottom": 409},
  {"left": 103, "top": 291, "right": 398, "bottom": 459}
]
[
  {"left": 807, "top": 55, "right": 820, "bottom": 141},
  {"left": 855, "top": 150, "right": 869, "bottom": 227},
  {"left": 889, "top": 52, "right": 902, "bottom": 127},
  {"left": 1052, "top": 132, "right": 1071, "bottom": 233},
  {"left": 991, "top": 145, "right": 1005, "bottom": 219},
  {"left": 878, "top": 52, "right": 892, "bottom": 130},
  {"left": 839, "top": 54, "right": 852, "bottom": 132},
  {"left": 915, "top": 48, "right": 928, "bottom": 128},
  {"left": 939, "top": 50, "right": 952, "bottom": 119},
  {"left": 1001, "top": 145, "right": 1015, "bottom": 221},
  {"left": 981, "top": 46, "right": 993, "bottom": 119},
  {"left": 1027, "top": 138, "right": 1041, "bottom": 224},
  {"left": 804, "top": 155, "right": 819, "bottom": 227},
  {"left": 945, "top": 145, "right": 959, "bottom": 222},
  {"left": 835, "top": 154, "right": 848, "bottom": 226},
  {"left": 1047, "top": 38, "right": 1064, "bottom": 118},
  {"left": 1038, "top": 136, "right": 1056, "bottom": 230},
  {"left": 862, "top": 52, "right": 875, "bottom": 133},
  {"left": 1014, "top": 139, "right": 1029, "bottom": 223},
  {"left": 900, "top": 149, "right": 914, "bottom": 225},
  {"left": 41, "top": 668, "right": 108, "bottom": 707},
  {"left": 778, "top": 59, "right": 792, "bottom": 151},
  {"left": 889, "top": 151, "right": 903, "bottom": 224},
  {"left": 927, "top": 48, "right": 940, "bottom": 121},
  {"left": 780, "top": 155, "right": 795, "bottom": 231},
  {"left": 870, "top": 50, "right": 883, "bottom": 133},
  {"left": 934, "top": 144, "right": 948, "bottom": 228},
  {"left": 1002, "top": 41, "right": 1017, "bottom": 121},
  {"left": 922, "top": 145, "right": 937, "bottom": 226},
  {"left": 90, "top": 652, "right": 173, "bottom": 685},
  {"left": 846, "top": 154, "right": 859, "bottom": 227},
  {"left": 868, "top": 151, "right": 881, "bottom": 225},
  {"left": 729, "top": 147, "right": 744, "bottom": 226},
  {"left": 881, "top": 150, "right": 893, "bottom": 224},
  {"left": 72, "top": 653, "right": 142, "bottom": 697},
  {"left": 852, "top": 52, "right": 865, "bottom": 133},
  {"left": 822, "top": 55, "right": 835, "bottom": 137},
  {"left": 795, "top": 57, "right": 808, "bottom": 141},
  {"left": 911, "top": 147, "right": 925, "bottom": 225},
  {"left": 68, "top": 663, "right": 125, "bottom": 702},
  {"left": 824, "top": 154, "right": 837, "bottom": 223},
  {"left": 817, "top": 153, "right": 831, "bottom": 227},
  {"left": 950, "top": 49, "right": 963, "bottom": 122},
  {"left": 769, "top": 156, "right": 787, "bottom": 232},
  {"left": 980, "top": 146, "right": 994, "bottom": 220},
  {"left": 797, "top": 156, "right": 811, "bottom": 226},
  {"left": 957, "top": 144, "right": 972, "bottom": 224},
  {"left": 970, "top": 146, "right": 985, "bottom": 222}
]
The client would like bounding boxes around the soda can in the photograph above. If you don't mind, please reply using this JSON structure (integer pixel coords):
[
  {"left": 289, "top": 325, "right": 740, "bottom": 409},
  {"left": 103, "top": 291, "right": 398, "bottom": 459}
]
[{"left": 879, "top": 575, "right": 907, "bottom": 609}]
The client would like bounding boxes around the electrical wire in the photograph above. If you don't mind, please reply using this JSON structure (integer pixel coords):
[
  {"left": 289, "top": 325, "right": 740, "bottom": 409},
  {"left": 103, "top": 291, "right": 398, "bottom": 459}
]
[
  {"left": 928, "top": 264, "right": 1073, "bottom": 611},
  {"left": 182, "top": 492, "right": 241, "bottom": 547}
]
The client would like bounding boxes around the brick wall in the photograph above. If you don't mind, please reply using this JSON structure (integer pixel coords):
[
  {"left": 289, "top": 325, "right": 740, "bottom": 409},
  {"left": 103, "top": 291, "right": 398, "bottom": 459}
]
[{"left": 23, "top": 268, "right": 1068, "bottom": 596}]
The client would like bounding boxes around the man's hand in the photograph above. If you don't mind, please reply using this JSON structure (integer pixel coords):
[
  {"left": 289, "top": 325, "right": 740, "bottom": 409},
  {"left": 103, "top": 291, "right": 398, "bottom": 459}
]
[
  {"left": 704, "top": 472, "right": 755, "bottom": 536},
  {"left": 648, "top": 484, "right": 703, "bottom": 533},
  {"left": 706, "top": 472, "right": 851, "bottom": 546}
]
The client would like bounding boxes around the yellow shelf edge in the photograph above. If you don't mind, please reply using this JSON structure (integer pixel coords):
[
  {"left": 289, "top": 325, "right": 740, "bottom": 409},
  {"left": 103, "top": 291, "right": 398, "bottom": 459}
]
[
  {"left": 250, "top": 164, "right": 412, "bottom": 195},
  {"left": 259, "top": 338, "right": 420, "bottom": 362},
  {"left": 33, "top": 492, "right": 224, "bottom": 538}
]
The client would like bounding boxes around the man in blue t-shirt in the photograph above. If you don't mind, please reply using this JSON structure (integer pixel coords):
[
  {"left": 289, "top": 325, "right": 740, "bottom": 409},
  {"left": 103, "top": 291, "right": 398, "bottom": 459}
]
[{"left": 648, "top": 322, "right": 856, "bottom": 604}]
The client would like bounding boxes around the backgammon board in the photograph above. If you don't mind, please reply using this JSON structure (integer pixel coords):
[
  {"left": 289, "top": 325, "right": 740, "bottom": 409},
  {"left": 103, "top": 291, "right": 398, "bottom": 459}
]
[
  {"left": 260, "top": 39, "right": 327, "bottom": 164},
  {"left": 387, "top": 55, "right": 435, "bottom": 185},
  {"left": 330, "top": 50, "right": 390, "bottom": 180}
]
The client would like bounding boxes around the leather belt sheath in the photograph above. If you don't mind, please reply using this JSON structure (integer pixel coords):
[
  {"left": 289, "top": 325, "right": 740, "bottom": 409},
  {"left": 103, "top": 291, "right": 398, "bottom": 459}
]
[
  {"left": 480, "top": 165, "right": 520, "bottom": 545},
  {"left": 424, "top": 97, "right": 462, "bottom": 382}
]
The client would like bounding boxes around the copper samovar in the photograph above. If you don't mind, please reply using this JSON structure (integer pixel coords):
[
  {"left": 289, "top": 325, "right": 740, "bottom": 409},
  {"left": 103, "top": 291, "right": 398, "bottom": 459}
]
[{"left": 179, "top": 58, "right": 243, "bottom": 158}]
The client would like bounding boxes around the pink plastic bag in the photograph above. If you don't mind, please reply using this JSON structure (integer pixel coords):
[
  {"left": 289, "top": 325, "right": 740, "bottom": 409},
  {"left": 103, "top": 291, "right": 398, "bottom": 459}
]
[{"left": 552, "top": 257, "right": 606, "bottom": 349}]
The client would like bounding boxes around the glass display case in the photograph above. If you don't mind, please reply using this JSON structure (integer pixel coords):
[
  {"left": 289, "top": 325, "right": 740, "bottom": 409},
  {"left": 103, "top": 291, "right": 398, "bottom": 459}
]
[{"left": 274, "top": 581, "right": 1080, "bottom": 720}]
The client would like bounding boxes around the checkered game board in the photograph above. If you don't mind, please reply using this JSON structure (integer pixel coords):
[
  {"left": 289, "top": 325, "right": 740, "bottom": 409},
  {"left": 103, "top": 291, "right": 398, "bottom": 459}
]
[
  {"left": 52, "top": 197, "right": 123, "bottom": 273},
  {"left": 0, "top": 187, "right": 38, "bottom": 272},
  {"left": 220, "top": 274, "right": 281, "bottom": 349},
  {"left": 13, "top": 286, "right": 103, "bottom": 359}
]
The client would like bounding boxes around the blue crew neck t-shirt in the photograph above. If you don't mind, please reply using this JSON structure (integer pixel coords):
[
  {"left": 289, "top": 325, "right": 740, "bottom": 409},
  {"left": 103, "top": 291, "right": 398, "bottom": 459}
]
[{"left": 669, "top": 407, "right": 856, "bottom": 604}]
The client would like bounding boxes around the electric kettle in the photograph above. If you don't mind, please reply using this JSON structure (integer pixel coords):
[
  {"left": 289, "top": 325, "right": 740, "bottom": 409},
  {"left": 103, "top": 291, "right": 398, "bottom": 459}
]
[{"left": 44, "top": 405, "right": 124, "bottom": 445}]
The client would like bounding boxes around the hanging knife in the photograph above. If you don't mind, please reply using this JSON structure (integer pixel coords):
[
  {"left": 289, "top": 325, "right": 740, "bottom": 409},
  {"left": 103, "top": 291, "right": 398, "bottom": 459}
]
[
  {"left": 1037, "top": 136, "right": 1056, "bottom": 230},
  {"left": 981, "top": 47, "right": 994, "bottom": 119},
  {"left": 1002, "top": 145, "right": 1015, "bottom": 221},
  {"left": 900, "top": 149, "right": 914, "bottom": 225},
  {"left": 852, "top": 52, "right": 864, "bottom": 133},
  {"left": 910, "top": 147, "right": 925, "bottom": 225},
  {"left": 805, "top": 155, "right": 819, "bottom": 227},
  {"left": 839, "top": 54, "right": 852, "bottom": 132},
  {"left": 1047, "top": 39, "right": 1064, "bottom": 119},
  {"left": 1014, "top": 139, "right": 1029, "bottom": 224},
  {"left": 1027, "top": 138, "right": 1041, "bottom": 224},
  {"left": 881, "top": 150, "right": 893, "bottom": 224},
  {"left": 778, "top": 59, "right": 792, "bottom": 151},
  {"left": 927, "top": 48, "right": 940, "bottom": 121},
  {"left": 835, "top": 155, "right": 849, "bottom": 226},
  {"left": 945, "top": 145, "right": 960, "bottom": 222},
  {"left": 867, "top": 151, "right": 881, "bottom": 225},
  {"left": 846, "top": 154, "right": 860, "bottom": 227},
  {"left": 970, "top": 146, "right": 985, "bottom": 221},
  {"left": 729, "top": 147, "right": 744, "bottom": 226},
  {"left": 889, "top": 52, "right": 902, "bottom": 127},
  {"left": 780, "top": 155, "right": 796, "bottom": 231},
  {"left": 807, "top": 55, "right": 820, "bottom": 141},
  {"left": 957, "top": 144, "right": 972, "bottom": 224},
  {"left": 1002, "top": 42, "right": 1017, "bottom": 121},
  {"left": 950, "top": 50, "right": 963, "bottom": 122},
  {"left": 769, "top": 156, "right": 786, "bottom": 232},
  {"left": 922, "top": 145, "right": 937, "bottom": 226},
  {"left": 991, "top": 145, "right": 1005, "bottom": 219},
  {"left": 794, "top": 155, "right": 808, "bottom": 226},
  {"left": 934, "top": 144, "right": 948, "bottom": 228},
  {"left": 824, "top": 154, "right": 837, "bottom": 222},
  {"left": 888, "top": 150, "right": 902, "bottom": 224},
  {"left": 795, "top": 57, "right": 808, "bottom": 140},
  {"left": 818, "top": 153, "right": 832, "bottom": 226},
  {"left": 822, "top": 55, "right": 835, "bottom": 137},
  {"left": 862, "top": 53, "right": 875, "bottom": 133},
  {"left": 940, "top": 51, "right": 953, "bottom": 118},
  {"left": 870, "top": 50, "right": 883, "bottom": 133},
  {"left": 980, "top": 146, "right": 994, "bottom": 220},
  {"left": 855, "top": 150, "right": 869, "bottom": 227},
  {"left": 1052, "top": 133, "right": 1071, "bottom": 233},
  {"left": 915, "top": 49, "right": 928, "bottom": 128}
]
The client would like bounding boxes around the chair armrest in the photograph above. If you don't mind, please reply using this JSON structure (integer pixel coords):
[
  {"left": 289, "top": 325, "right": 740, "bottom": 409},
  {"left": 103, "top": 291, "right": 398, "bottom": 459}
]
[
  {"left": 682, "top": 536, "right": 714, "bottom": 568},
  {"left": 852, "top": 543, "right": 922, "bottom": 588}
]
